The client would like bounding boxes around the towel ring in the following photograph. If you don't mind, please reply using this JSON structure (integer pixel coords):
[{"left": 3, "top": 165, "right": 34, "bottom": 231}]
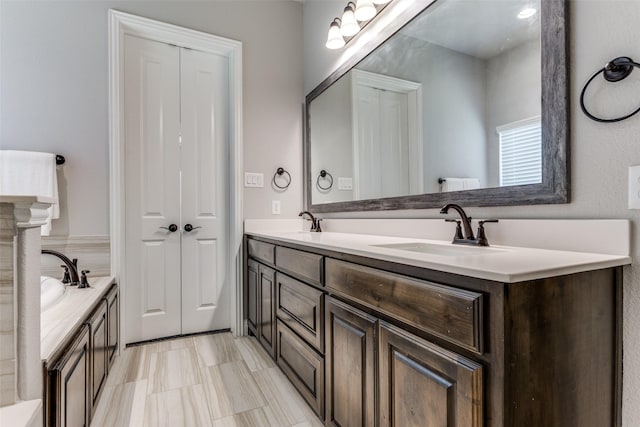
[
  {"left": 580, "top": 56, "right": 640, "bottom": 123},
  {"left": 272, "top": 167, "right": 291, "bottom": 190},
  {"left": 316, "top": 170, "right": 333, "bottom": 191}
]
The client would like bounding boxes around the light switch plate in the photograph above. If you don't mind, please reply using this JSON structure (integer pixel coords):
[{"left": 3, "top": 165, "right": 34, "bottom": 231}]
[
  {"left": 629, "top": 165, "right": 640, "bottom": 209},
  {"left": 338, "top": 177, "right": 353, "bottom": 190},
  {"left": 272, "top": 200, "right": 281, "bottom": 215},
  {"left": 244, "top": 172, "right": 264, "bottom": 188}
]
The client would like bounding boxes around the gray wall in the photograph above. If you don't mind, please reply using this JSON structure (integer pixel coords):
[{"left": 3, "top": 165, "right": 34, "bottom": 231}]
[
  {"left": 485, "top": 40, "right": 541, "bottom": 187},
  {"left": 303, "top": 0, "right": 640, "bottom": 425},
  {"left": 0, "top": 0, "right": 304, "bottom": 235},
  {"left": 309, "top": 74, "right": 354, "bottom": 204},
  {"left": 358, "top": 35, "right": 488, "bottom": 193}
]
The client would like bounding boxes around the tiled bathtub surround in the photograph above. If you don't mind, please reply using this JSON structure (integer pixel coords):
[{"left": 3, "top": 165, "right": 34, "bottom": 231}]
[
  {"left": 41, "top": 235, "right": 110, "bottom": 278},
  {"left": 0, "top": 204, "right": 16, "bottom": 407}
]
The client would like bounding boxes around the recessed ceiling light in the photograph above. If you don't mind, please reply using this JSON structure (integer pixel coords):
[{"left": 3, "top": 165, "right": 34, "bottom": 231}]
[{"left": 518, "top": 7, "right": 537, "bottom": 19}]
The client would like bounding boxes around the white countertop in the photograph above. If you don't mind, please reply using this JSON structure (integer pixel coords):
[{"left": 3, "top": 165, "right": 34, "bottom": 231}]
[
  {"left": 41, "top": 276, "right": 115, "bottom": 362},
  {"left": 246, "top": 230, "right": 631, "bottom": 283}
]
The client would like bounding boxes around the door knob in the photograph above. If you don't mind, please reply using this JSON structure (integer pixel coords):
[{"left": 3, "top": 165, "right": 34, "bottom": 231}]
[
  {"left": 160, "top": 224, "right": 178, "bottom": 232},
  {"left": 184, "top": 224, "right": 202, "bottom": 232}
]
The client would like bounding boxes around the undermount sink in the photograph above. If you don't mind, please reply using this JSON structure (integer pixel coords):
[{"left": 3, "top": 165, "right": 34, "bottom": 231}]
[
  {"left": 41, "top": 276, "right": 66, "bottom": 311},
  {"left": 372, "top": 242, "right": 506, "bottom": 256}
]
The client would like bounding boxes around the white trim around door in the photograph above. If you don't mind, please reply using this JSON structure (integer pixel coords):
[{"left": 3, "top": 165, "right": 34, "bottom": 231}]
[{"left": 108, "top": 10, "right": 244, "bottom": 347}]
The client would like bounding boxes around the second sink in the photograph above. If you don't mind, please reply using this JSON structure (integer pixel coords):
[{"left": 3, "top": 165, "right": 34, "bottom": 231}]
[{"left": 372, "top": 242, "right": 506, "bottom": 257}]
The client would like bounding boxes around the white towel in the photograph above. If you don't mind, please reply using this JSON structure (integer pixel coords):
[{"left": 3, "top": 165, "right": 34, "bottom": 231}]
[
  {"left": 462, "top": 178, "right": 480, "bottom": 190},
  {"left": 440, "top": 178, "right": 480, "bottom": 192},
  {"left": 0, "top": 150, "right": 60, "bottom": 235}
]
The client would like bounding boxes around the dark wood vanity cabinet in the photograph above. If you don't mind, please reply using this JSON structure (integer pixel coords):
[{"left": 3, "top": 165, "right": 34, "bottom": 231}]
[
  {"left": 45, "top": 282, "right": 120, "bottom": 427},
  {"left": 47, "top": 324, "right": 91, "bottom": 427},
  {"left": 378, "top": 322, "right": 483, "bottom": 427},
  {"left": 258, "top": 264, "right": 277, "bottom": 358},
  {"left": 106, "top": 285, "right": 119, "bottom": 370},
  {"left": 244, "top": 235, "right": 622, "bottom": 427},
  {"left": 325, "top": 297, "right": 376, "bottom": 427},
  {"left": 87, "top": 300, "right": 108, "bottom": 416}
]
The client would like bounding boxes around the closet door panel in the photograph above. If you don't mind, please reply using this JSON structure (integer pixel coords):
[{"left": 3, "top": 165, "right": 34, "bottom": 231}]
[
  {"left": 180, "top": 48, "right": 231, "bottom": 333},
  {"left": 124, "top": 35, "right": 182, "bottom": 343}
]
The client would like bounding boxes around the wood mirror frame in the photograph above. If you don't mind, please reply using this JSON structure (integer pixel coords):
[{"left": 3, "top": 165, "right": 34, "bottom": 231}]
[{"left": 304, "top": 0, "right": 568, "bottom": 213}]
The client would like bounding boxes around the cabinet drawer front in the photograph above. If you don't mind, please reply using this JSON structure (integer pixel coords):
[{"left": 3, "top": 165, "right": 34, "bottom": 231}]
[
  {"left": 326, "top": 258, "right": 484, "bottom": 353},
  {"left": 276, "top": 246, "right": 323, "bottom": 286},
  {"left": 276, "top": 273, "right": 324, "bottom": 352},
  {"left": 379, "top": 322, "right": 483, "bottom": 427},
  {"left": 248, "top": 239, "right": 275, "bottom": 265},
  {"left": 276, "top": 320, "right": 325, "bottom": 418}
]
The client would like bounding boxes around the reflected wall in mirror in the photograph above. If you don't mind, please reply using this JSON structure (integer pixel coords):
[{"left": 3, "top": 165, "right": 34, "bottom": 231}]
[{"left": 306, "top": 0, "right": 568, "bottom": 213}]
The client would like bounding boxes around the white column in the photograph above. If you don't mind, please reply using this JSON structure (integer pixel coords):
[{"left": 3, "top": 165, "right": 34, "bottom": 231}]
[
  {"left": 0, "top": 203, "right": 17, "bottom": 407},
  {"left": 16, "top": 227, "right": 41, "bottom": 400}
]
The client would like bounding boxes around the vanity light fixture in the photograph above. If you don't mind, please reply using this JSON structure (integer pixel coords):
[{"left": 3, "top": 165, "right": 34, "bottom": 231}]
[
  {"left": 355, "top": 0, "right": 377, "bottom": 21},
  {"left": 517, "top": 7, "right": 537, "bottom": 19},
  {"left": 340, "top": 2, "right": 361, "bottom": 36},
  {"left": 325, "top": 0, "right": 394, "bottom": 49},
  {"left": 326, "top": 18, "right": 346, "bottom": 49}
]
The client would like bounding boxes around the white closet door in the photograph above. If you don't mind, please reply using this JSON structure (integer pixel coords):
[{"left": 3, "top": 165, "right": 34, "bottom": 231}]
[
  {"left": 355, "top": 85, "right": 382, "bottom": 200},
  {"left": 124, "top": 35, "right": 182, "bottom": 342},
  {"left": 179, "top": 48, "right": 230, "bottom": 334},
  {"left": 354, "top": 86, "right": 410, "bottom": 199},
  {"left": 379, "top": 90, "right": 409, "bottom": 198}
]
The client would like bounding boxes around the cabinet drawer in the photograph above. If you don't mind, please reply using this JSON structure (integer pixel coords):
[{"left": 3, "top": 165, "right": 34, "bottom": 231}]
[
  {"left": 326, "top": 258, "right": 484, "bottom": 353},
  {"left": 276, "top": 273, "right": 324, "bottom": 352},
  {"left": 276, "top": 246, "right": 323, "bottom": 286},
  {"left": 276, "top": 320, "right": 325, "bottom": 418},
  {"left": 248, "top": 239, "right": 275, "bottom": 265}
]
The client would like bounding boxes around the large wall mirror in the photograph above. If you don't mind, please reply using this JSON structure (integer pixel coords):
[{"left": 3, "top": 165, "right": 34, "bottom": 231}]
[{"left": 305, "top": 0, "right": 568, "bottom": 213}]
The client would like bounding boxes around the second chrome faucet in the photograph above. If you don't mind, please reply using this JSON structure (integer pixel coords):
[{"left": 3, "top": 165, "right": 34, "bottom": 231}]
[{"left": 440, "top": 203, "right": 498, "bottom": 246}]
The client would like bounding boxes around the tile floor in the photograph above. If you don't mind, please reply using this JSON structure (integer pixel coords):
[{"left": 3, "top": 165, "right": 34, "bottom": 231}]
[{"left": 91, "top": 333, "right": 323, "bottom": 427}]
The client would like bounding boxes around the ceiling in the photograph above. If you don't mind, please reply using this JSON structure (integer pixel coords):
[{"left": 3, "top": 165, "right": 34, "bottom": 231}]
[{"left": 400, "top": 0, "right": 541, "bottom": 59}]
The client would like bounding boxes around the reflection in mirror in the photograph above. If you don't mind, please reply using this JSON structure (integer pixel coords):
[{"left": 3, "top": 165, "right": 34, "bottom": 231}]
[{"left": 308, "top": 0, "right": 556, "bottom": 209}]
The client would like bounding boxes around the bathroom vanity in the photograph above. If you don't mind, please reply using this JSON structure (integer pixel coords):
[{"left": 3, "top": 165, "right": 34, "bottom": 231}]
[
  {"left": 244, "top": 229, "right": 629, "bottom": 427},
  {"left": 41, "top": 277, "right": 118, "bottom": 427}
]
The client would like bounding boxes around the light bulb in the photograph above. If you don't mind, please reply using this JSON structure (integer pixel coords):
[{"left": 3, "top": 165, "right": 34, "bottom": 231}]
[
  {"left": 340, "top": 3, "right": 360, "bottom": 37},
  {"left": 517, "top": 7, "right": 537, "bottom": 19},
  {"left": 355, "top": 0, "right": 377, "bottom": 21},
  {"left": 326, "top": 19, "right": 345, "bottom": 49},
  {"left": 372, "top": 0, "right": 391, "bottom": 5}
]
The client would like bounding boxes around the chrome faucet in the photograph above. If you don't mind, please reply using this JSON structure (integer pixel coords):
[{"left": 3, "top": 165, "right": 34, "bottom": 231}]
[
  {"left": 299, "top": 211, "right": 322, "bottom": 232},
  {"left": 41, "top": 250, "right": 80, "bottom": 286},
  {"left": 440, "top": 204, "right": 498, "bottom": 246}
]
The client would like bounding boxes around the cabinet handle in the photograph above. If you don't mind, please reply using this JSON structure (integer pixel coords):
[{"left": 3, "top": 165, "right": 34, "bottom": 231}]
[
  {"left": 184, "top": 224, "right": 202, "bottom": 232},
  {"left": 160, "top": 224, "right": 178, "bottom": 232}
]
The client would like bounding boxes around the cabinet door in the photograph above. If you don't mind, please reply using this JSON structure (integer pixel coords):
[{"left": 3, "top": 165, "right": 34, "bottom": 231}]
[
  {"left": 276, "top": 320, "right": 325, "bottom": 418},
  {"left": 106, "top": 285, "right": 119, "bottom": 371},
  {"left": 379, "top": 322, "right": 483, "bottom": 427},
  {"left": 247, "top": 259, "right": 259, "bottom": 336},
  {"left": 258, "top": 264, "right": 276, "bottom": 358},
  {"left": 48, "top": 324, "right": 91, "bottom": 427},
  {"left": 88, "top": 300, "right": 108, "bottom": 416},
  {"left": 325, "top": 297, "right": 377, "bottom": 427}
]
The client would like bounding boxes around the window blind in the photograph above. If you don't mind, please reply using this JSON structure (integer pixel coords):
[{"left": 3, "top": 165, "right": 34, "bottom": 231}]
[{"left": 497, "top": 116, "right": 542, "bottom": 187}]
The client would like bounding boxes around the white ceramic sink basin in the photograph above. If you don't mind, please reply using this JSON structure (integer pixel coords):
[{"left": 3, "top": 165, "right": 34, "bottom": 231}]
[
  {"left": 41, "top": 276, "right": 66, "bottom": 311},
  {"left": 372, "top": 242, "right": 506, "bottom": 256}
]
